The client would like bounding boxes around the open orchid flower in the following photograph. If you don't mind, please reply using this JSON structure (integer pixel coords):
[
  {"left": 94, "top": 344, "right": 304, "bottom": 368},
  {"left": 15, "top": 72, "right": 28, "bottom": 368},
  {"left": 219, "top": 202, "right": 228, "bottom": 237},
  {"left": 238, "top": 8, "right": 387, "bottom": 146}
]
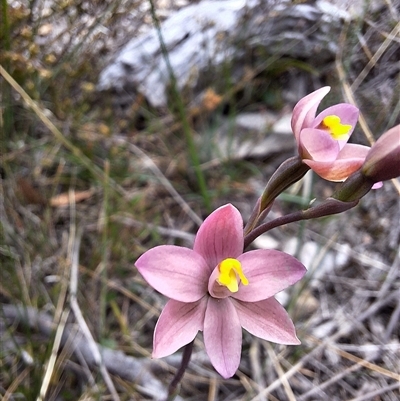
[
  {"left": 291, "top": 86, "right": 370, "bottom": 181},
  {"left": 136, "top": 204, "right": 306, "bottom": 378}
]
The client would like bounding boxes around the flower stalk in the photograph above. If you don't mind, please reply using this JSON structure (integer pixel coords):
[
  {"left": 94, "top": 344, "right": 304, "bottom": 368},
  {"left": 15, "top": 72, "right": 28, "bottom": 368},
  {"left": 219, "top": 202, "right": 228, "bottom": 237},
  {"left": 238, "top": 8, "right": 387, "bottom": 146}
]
[{"left": 167, "top": 341, "right": 194, "bottom": 400}]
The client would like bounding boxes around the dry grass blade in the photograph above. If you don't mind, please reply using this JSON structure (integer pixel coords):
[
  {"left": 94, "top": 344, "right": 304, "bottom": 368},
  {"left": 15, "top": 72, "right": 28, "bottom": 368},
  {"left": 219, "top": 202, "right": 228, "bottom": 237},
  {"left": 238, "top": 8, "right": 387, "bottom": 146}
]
[
  {"left": 207, "top": 377, "right": 218, "bottom": 401},
  {"left": 307, "top": 336, "right": 400, "bottom": 382},
  {"left": 2, "top": 368, "right": 30, "bottom": 401},
  {"left": 249, "top": 352, "right": 306, "bottom": 401},
  {"left": 36, "top": 309, "right": 70, "bottom": 401},
  {"left": 297, "top": 361, "right": 366, "bottom": 401},
  {"left": 249, "top": 340, "right": 266, "bottom": 401},
  {"left": 347, "top": 381, "right": 400, "bottom": 401},
  {"left": 36, "top": 252, "right": 70, "bottom": 401},
  {"left": 67, "top": 189, "right": 120, "bottom": 401},
  {"left": 265, "top": 344, "right": 296, "bottom": 401},
  {"left": 351, "top": 22, "right": 400, "bottom": 92}
]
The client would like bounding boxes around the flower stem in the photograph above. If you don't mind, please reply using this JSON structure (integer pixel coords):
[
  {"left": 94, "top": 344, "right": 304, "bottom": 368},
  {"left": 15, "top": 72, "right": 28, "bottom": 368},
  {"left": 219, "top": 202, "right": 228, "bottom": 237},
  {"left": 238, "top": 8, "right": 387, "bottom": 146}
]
[
  {"left": 167, "top": 340, "right": 194, "bottom": 400},
  {"left": 244, "top": 197, "right": 359, "bottom": 249},
  {"left": 244, "top": 211, "right": 304, "bottom": 249}
]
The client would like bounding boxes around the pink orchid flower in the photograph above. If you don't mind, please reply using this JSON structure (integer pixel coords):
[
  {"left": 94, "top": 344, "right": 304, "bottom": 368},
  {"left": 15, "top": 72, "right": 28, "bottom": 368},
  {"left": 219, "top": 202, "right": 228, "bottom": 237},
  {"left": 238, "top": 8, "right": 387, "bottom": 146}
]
[
  {"left": 291, "top": 86, "right": 370, "bottom": 181},
  {"left": 136, "top": 204, "right": 306, "bottom": 378}
]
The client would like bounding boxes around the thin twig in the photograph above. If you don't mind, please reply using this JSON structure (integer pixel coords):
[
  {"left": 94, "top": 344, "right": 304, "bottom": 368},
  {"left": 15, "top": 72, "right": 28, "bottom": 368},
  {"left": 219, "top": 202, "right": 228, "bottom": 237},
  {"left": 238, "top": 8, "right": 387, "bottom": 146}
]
[{"left": 37, "top": 309, "right": 70, "bottom": 401}]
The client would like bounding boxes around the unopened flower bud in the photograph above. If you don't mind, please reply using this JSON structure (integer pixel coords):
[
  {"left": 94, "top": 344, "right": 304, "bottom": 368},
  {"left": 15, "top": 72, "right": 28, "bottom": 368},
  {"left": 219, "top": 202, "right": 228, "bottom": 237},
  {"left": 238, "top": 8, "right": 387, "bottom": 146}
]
[
  {"left": 332, "top": 170, "right": 375, "bottom": 202},
  {"left": 362, "top": 125, "right": 400, "bottom": 182}
]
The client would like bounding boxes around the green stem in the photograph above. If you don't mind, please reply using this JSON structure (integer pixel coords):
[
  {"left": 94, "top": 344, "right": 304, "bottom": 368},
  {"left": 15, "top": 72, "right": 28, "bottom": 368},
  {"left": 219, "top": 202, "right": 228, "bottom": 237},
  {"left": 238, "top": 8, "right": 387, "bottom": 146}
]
[
  {"left": 1, "top": 0, "right": 10, "bottom": 50},
  {"left": 1, "top": 0, "right": 14, "bottom": 139},
  {"left": 148, "top": 0, "right": 211, "bottom": 212},
  {"left": 99, "top": 160, "right": 110, "bottom": 341}
]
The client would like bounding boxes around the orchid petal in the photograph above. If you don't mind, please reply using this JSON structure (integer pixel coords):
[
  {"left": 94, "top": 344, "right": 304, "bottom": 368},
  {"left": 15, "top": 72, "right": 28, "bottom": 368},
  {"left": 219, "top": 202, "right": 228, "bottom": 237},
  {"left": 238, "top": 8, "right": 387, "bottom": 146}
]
[
  {"left": 304, "top": 143, "right": 370, "bottom": 181},
  {"left": 136, "top": 245, "right": 209, "bottom": 302},
  {"left": 372, "top": 182, "right": 383, "bottom": 189},
  {"left": 291, "top": 87, "right": 330, "bottom": 141},
  {"left": 313, "top": 104, "right": 359, "bottom": 149},
  {"left": 204, "top": 297, "right": 242, "bottom": 378},
  {"left": 338, "top": 143, "right": 371, "bottom": 159},
  {"left": 299, "top": 128, "right": 340, "bottom": 161},
  {"left": 314, "top": 104, "right": 359, "bottom": 131},
  {"left": 232, "top": 297, "right": 300, "bottom": 344},
  {"left": 233, "top": 250, "right": 306, "bottom": 302},
  {"left": 193, "top": 204, "right": 244, "bottom": 269},
  {"left": 153, "top": 298, "right": 207, "bottom": 358}
]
